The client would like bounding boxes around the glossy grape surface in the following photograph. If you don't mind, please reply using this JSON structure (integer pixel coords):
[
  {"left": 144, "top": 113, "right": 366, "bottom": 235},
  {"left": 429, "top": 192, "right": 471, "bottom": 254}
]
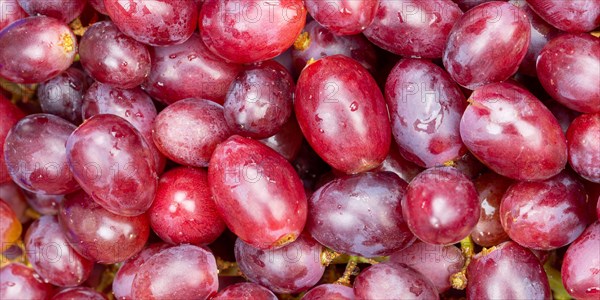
[
  {"left": 17, "top": 0, "right": 85, "bottom": 22},
  {"left": 51, "top": 287, "right": 106, "bottom": 300},
  {"left": 353, "top": 262, "right": 439, "bottom": 299},
  {"left": 212, "top": 282, "right": 278, "bottom": 300},
  {"left": 305, "top": 0, "right": 377, "bottom": 35},
  {"left": 259, "top": 116, "right": 304, "bottom": 162},
  {"left": 0, "top": 96, "right": 24, "bottom": 183},
  {"left": 0, "top": 263, "right": 53, "bottom": 300},
  {"left": 0, "top": 0, "right": 27, "bottom": 30},
  {"left": 527, "top": 0, "right": 600, "bottom": 32},
  {"left": 562, "top": 221, "right": 600, "bottom": 300},
  {"left": 567, "top": 113, "right": 600, "bottom": 183},
  {"left": 373, "top": 142, "right": 423, "bottom": 183},
  {"left": 302, "top": 284, "right": 355, "bottom": 300},
  {"left": 470, "top": 172, "right": 512, "bottom": 247},
  {"left": 112, "top": 243, "right": 170, "bottom": 300},
  {"left": 37, "top": 67, "right": 88, "bottom": 124},
  {"left": 23, "top": 190, "right": 63, "bottom": 215}
]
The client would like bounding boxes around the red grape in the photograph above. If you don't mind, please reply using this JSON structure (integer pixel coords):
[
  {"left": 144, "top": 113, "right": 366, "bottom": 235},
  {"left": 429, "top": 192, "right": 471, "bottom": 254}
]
[
  {"left": 4, "top": 114, "right": 79, "bottom": 194},
  {"left": 0, "top": 0, "right": 27, "bottom": 30},
  {"left": 442, "top": 2, "right": 530, "bottom": 89},
  {"left": 223, "top": 60, "right": 294, "bottom": 139},
  {"left": 295, "top": 55, "right": 391, "bottom": 174},
  {"left": 209, "top": 135, "right": 307, "bottom": 249},
  {"left": 51, "top": 287, "right": 106, "bottom": 300},
  {"left": 0, "top": 263, "right": 53, "bottom": 300},
  {"left": 79, "top": 21, "right": 151, "bottom": 89},
  {"left": 0, "top": 181, "right": 28, "bottom": 223},
  {"left": 470, "top": 172, "right": 512, "bottom": 247},
  {"left": 112, "top": 243, "right": 170, "bottom": 300},
  {"left": 259, "top": 116, "right": 304, "bottom": 162},
  {"left": 305, "top": 0, "right": 377, "bottom": 35},
  {"left": 307, "top": 172, "right": 415, "bottom": 257},
  {"left": 16, "top": 0, "right": 85, "bottom": 23},
  {"left": 0, "top": 16, "right": 77, "bottom": 83},
  {"left": 199, "top": 0, "right": 307, "bottom": 64},
  {"left": 373, "top": 142, "right": 424, "bottom": 183},
  {"left": 302, "top": 284, "right": 355, "bottom": 300},
  {"left": 402, "top": 167, "right": 480, "bottom": 245},
  {"left": 526, "top": 0, "right": 600, "bottom": 33},
  {"left": 234, "top": 234, "right": 325, "bottom": 294},
  {"left": 546, "top": 99, "right": 581, "bottom": 133},
  {"left": 37, "top": 67, "right": 88, "bottom": 124},
  {"left": 0, "top": 95, "right": 25, "bottom": 183},
  {"left": 149, "top": 167, "right": 226, "bottom": 245},
  {"left": 562, "top": 221, "right": 600, "bottom": 300},
  {"left": 460, "top": 82, "right": 568, "bottom": 181},
  {"left": 58, "top": 190, "right": 150, "bottom": 264},
  {"left": 23, "top": 190, "right": 63, "bottom": 215},
  {"left": 88, "top": 0, "right": 107, "bottom": 15},
  {"left": 141, "top": 33, "right": 242, "bottom": 105},
  {"left": 466, "top": 241, "right": 551, "bottom": 299},
  {"left": 131, "top": 244, "right": 218, "bottom": 300},
  {"left": 452, "top": 0, "right": 497, "bottom": 11},
  {"left": 212, "top": 282, "right": 277, "bottom": 300},
  {"left": 385, "top": 58, "right": 467, "bottom": 168},
  {"left": 353, "top": 262, "right": 439, "bottom": 299},
  {"left": 104, "top": 0, "right": 197, "bottom": 46},
  {"left": 25, "top": 215, "right": 93, "bottom": 286},
  {"left": 0, "top": 199, "right": 21, "bottom": 250},
  {"left": 567, "top": 113, "right": 600, "bottom": 183},
  {"left": 536, "top": 33, "right": 600, "bottom": 113}
]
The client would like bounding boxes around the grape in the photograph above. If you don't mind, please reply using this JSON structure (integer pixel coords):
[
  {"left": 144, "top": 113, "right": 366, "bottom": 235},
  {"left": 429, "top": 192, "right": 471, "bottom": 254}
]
[
  {"left": 460, "top": 82, "right": 568, "bottom": 181},
  {"left": 51, "top": 287, "right": 106, "bottom": 300},
  {"left": 88, "top": 0, "right": 107, "bottom": 15},
  {"left": 16, "top": 0, "right": 85, "bottom": 23},
  {"left": 113, "top": 243, "right": 170, "bottom": 300},
  {"left": 0, "top": 199, "right": 21, "bottom": 250},
  {"left": 466, "top": 241, "right": 551, "bottom": 299},
  {"left": 234, "top": 235, "right": 325, "bottom": 294},
  {"left": 223, "top": 60, "right": 294, "bottom": 139},
  {"left": 442, "top": 2, "right": 530, "bottom": 89},
  {"left": 302, "top": 284, "right": 355, "bottom": 300},
  {"left": 58, "top": 190, "right": 150, "bottom": 264},
  {"left": 452, "top": 0, "right": 496, "bottom": 11},
  {"left": 79, "top": 21, "right": 151, "bottom": 89},
  {"left": 212, "top": 282, "right": 277, "bottom": 300},
  {"left": 0, "top": 16, "right": 77, "bottom": 83},
  {"left": 104, "top": 0, "right": 197, "bottom": 46},
  {"left": 199, "top": 0, "right": 307, "bottom": 64},
  {"left": 153, "top": 98, "right": 231, "bottom": 168},
  {"left": 567, "top": 113, "right": 600, "bottom": 183},
  {"left": 149, "top": 167, "right": 226, "bottom": 245},
  {"left": 291, "top": 20, "right": 378, "bottom": 76},
  {"left": 141, "top": 33, "right": 242, "bottom": 105},
  {"left": 0, "top": 0, "right": 27, "bottom": 30},
  {"left": 402, "top": 167, "right": 480, "bottom": 245},
  {"left": 385, "top": 58, "right": 467, "bottom": 168},
  {"left": 0, "top": 95, "right": 25, "bottom": 183},
  {"left": 526, "top": 0, "right": 600, "bottom": 33},
  {"left": 373, "top": 142, "right": 424, "bottom": 183},
  {"left": 4, "top": 114, "right": 79, "bottom": 194},
  {"left": 364, "top": 0, "right": 462, "bottom": 58},
  {"left": 353, "top": 262, "right": 439, "bottom": 299},
  {"left": 390, "top": 241, "right": 464, "bottom": 293},
  {"left": 293, "top": 141, "right": 332, "bottom": 193},
  {"left": 597, "top": 197, "right": 600, "bottom": 220},
  {"left": 0, "top": 181, "right": 28, "bottom": 223},
  {"left": 295, "top": 55, "right": 391, "bottom": 174},
  {"left": 131, "top": 244, "right": 219, "bottom": 300},
  {"left": 259, "top": 116, "right": 304, "bottom": 162},
  {"left": 25, "top": 215, "right": 93, "bottom": 286},
  {"left": 209, "top": 135, "right": 307, "bottom": 249},
  {"left": 537, "top": 34, "right": 600, "bottom": 114},
  {"left": 23, "top": 190, "right": 63, "bottom": 215},
  {"left": 307, "top": 172, "right": 415, "bottom": 257},
  {"left": 546, "top": 99, "right": 581, "bottom": 134},
  {"left": 451, "top": 152, "right": 486, "bottom": 179},
  {"left": 470, "top": 172, "right": 512, "bottom": 247},
  {"left": 305, "top": 0, "right": 377, "bottom": 35},
  {"left": 562, "top": 221, "right": 600, "bottom": 300},
  {"left": 37, "top": 67, "right": 89, "bottom": 124},
  {"left": 500, "top": 171, "right": 591, "bottom": 250},
  {"left": 66, "top": 114, "right": 157, "bottom": 216},
  {"left": 0, "top": 263, "right": 53, "bottom": 300}
]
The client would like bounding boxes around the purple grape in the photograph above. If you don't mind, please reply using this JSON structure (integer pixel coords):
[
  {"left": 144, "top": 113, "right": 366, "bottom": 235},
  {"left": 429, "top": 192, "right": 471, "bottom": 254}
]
[
  {"left": 259, "top": 116, "right": 304, "bottom": 162},
  {"left": 470, "top": 172, "right": 512, "bottom": 247},
  {"left": 353, "top": 262, "right": 439, "bottom": 299},
  {"left": 0, "top": 263, "right": 53, "bottom": 300},
  {"left": 16, "top": 0, "right": 85, "bottom": 23},
  {"left": 562, "top": 221, "right": 600, "bottom": 300},
  {"left": 212, "top": 283, "right": 277, "bottom": 300},
  {"left": 0, "top": 0, "right": 27, "bottom": 31},
  {"left": 302, "top": 284, "right": 355, "bottom": 300},
  {"left": 37, "top": 67, "right": 89, "bottom": 124},
  {"left": 373, "top": 142, "right": 424, "bottom": 183},
  {"left": 23, "top": 190, "right": 63, "bottom": 215},
  {"left": 113, "top": 243, "right": 170, "bottom": 300}
]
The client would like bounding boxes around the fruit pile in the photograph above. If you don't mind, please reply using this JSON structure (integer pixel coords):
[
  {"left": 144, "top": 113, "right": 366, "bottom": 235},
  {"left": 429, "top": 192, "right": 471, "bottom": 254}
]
[{"left": 0, "top": 0, "right": 599, "bottom": 299}]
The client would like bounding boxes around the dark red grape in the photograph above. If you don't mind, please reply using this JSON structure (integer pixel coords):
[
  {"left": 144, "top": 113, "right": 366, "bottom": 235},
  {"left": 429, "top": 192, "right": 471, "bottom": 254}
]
[
  {"left": 0, "top": 199, "right": 21, "bottom": 250},
  {"left": 51, "top": 287, "right": 106, "bottom": 300},
  {"left": 460, "top": 82, "right": 568, "bottom": 181},
  {"left": 141, "top": 33, "right": 242, "bottom": 105},
  {"left": 307, "top": 172, "right": 415, "bottom": 257},
  {"left": 25, "top": 215, "right": 93, "bottom": 286},
  {"left": 305, "top": 0, "right": 377, "bottom": 35},
  {"left": 4, "top": 114, "right": 79, "bottom": 194},
  {"left": 37, "top": 67, "right": 88, "bottom": 124},
  {"left": 199, "top": 0, "right": 307, "bottom": 64},
  {"left": 402, "top": 167, "right": 480, "bottom": 245},
  {"left": 353, "top": 262, "right": 439, "bottom": 299},
  {"left": 0, "top": 0, "right": 27, "bottom": 30},
  {"left": 302, "top": 284, "right": 355, "bottom": 300},
  {"left": 390, "top": 241, "right": 464, "bottom": 293},
  {"left": 500, "top": 171, "right": 591, "bottom": 250},
  {"left": 537, "top": 34, "right": 600, "bottom": 113},
  {"left": 295, "top": 55, "right": 391, "bottom": 174},
  {"left": 16, "top": 0, "right": 85, "bottom": 23},
  {"left": 212, "top": 282, "right": 277, "bottom": 300},
  {"left": 546, "top": 99, "right": 581, "bottom": 133},
  {"left": 0, "top": 95, "right": 25, "bottom": 183},
  {"left": 104, "top": 0, "right": 197, "bottom": 46},
  {"left": 149, "top": 167, "right": 226, "bottom": 245},
  {"left": 567, "top": 113, "right": 600, "bottom": 183},
  {"left": 385, "top": 58, "right": 467, "bottom": 168},
  {"left": 0, "top": 181, "right": 28, "bottom": 223},
  {"left": 373, "top": 142, "right": 424, "bottom": 183},
  {"left": 23, "top": 190, "right": 63, "bottom": 215},
  {"left": 79, "top": 21, "right": 151, "bottom": 89},
  {"left": 58, "top": 190, "right": 150, "bottom": 264},
  {"left": 562, "top": 221, "right": 600, "bottom": 300},
  {"left": 452, "top": 0, "right": 497, "bottom": 11},
  {"left": 0, "top": 263, "right": 53, "bottom": 300},
  {"left": 467, "top": 241, "right": 551, "bottom": 298},
  {"left": 112, "top": 243, "right": 170, "bottom": 300},
  {"left": 259, "top": 116, "right": 304, "bottom": 161},
  {"left": 67, "top": 114, "right": 157, "bottom": 215},
  {"left": 88, "top": 0, "right": 107, "bottom": 14},
  {"left": 131, "top": 244, "right": 218, "bottom": 300},
  {"left": 209, "top": 135, "right": 307, "bottom": 249},
  {"left": 0, "top": 16, "right": 77, "bottom": 83},
  {"left": 234, "top": 234, "right": 325, "bottom": 294},
  {"left": 470, "top": 172, "right": 512, "bottom": 247},
  {"left": 442, "top": 2, "right": 530, "bottom": 89},
  {"left": 223, "top": 60, "right": 294, "bottom": 139},
  {"left": 451, "top": 152, "right": 486, "bottom": 179},
  {"left": 153, "top": 98, "right": 231, "bottom": 168},
  {"left": 526, "top": 0, "right": 600, "bottom": 33}
]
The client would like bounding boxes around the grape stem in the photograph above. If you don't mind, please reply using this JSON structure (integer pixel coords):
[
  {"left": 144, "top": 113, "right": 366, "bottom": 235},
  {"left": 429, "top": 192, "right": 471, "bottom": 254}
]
[
  {"left": 320, "top": 248, "right": 341, "bottom": 266},
  {"left": 543, "top": 262, "right": 571, "bottom": 300},
  {"left": 0, "top": 78, "right": 37, "bottom": 104},
  {"left": 96, "top": 264, "right": 119, "bottom": 299},
  {"left": 216, "top": 257, "right": 241, "bottom": 277},
  {"left": 334, "top": 256, "right": 359, "bottom": 286},
  {"left": 450, "top": 235, "right": 475, "bottom": 290}
]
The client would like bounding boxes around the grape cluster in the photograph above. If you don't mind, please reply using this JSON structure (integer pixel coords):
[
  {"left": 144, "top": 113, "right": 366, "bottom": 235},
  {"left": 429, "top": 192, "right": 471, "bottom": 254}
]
[{"left": 0, "top": 0, "right": 599, "bottom": 299}]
